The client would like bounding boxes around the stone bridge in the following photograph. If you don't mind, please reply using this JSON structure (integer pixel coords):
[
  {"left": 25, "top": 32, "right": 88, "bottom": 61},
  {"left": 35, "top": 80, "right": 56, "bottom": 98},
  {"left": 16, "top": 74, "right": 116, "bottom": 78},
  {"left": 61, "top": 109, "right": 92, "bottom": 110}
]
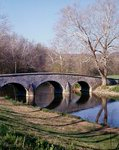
[{"left": 0, "top": 72, "right": 117, "bottom": 105}]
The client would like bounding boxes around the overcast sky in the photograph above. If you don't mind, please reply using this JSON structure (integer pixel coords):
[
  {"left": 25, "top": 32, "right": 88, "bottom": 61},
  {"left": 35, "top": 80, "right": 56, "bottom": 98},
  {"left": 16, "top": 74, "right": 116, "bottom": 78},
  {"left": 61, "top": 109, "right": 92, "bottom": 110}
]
[{"left": 0, "top": 0, "right": 95, "bottom": 46}]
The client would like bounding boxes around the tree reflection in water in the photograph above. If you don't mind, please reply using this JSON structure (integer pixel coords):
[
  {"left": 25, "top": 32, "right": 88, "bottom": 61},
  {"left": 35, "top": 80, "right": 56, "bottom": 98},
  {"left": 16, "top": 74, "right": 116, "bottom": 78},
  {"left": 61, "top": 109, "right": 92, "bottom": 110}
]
[{"left": 96, "top": 97, "right": 108, "bottom": 126}]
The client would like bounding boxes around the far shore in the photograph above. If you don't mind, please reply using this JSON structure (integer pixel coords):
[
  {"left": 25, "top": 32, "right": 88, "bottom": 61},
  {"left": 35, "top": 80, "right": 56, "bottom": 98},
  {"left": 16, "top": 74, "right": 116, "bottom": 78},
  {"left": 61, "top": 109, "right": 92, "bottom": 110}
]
[{"left": 93, "top": 85, "right": 119, "bottom": 98}]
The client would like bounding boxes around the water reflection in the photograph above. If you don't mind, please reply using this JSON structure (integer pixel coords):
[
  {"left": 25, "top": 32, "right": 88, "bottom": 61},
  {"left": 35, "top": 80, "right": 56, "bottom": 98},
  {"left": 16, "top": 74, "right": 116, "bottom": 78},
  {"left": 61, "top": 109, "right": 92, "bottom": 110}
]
[
  {"left": 1, "top": 82, "right": 119, "bottom": 127},
  {"left": 72, "top": 97, "right": 119, "bottom": 127},
  {"left": 95, "top": 97, "right": 108, "bottom": 126},
  {"left": 37, "top": 88, "right": 119, "bottom": 127},
  {"left": 76, "top": 92, "right": 90, "bottom": 105},
  {"left": 45, "top": 93, "right": 63, "bottom": 109},
  {"left": 0, "top": 83, "right": 26, "bottom": 103},
  {"left": 55, "top": 93, "right": 100, "bottom": 113},
  {"left": 35, "top": 81, "right": 63, "bottom": 108},
  {"left": 33, "top": 84, "right": 92, "bottom": 113}
]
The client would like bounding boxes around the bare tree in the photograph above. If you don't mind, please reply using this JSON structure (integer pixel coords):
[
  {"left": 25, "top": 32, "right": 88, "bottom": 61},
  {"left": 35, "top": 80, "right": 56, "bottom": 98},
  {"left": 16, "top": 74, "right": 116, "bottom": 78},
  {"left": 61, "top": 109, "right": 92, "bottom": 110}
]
[
  {"left": 8, "top": 34, "right": 35, "bottom": 73},
  {"left": 0, "top": 15, "right": 11, "bottom": 73},
  {"left": 54, "top": 0, "right": 119, "bottom": 85},
  {"left": 51, "top": 38, "right": 75, "bottom": 72}
]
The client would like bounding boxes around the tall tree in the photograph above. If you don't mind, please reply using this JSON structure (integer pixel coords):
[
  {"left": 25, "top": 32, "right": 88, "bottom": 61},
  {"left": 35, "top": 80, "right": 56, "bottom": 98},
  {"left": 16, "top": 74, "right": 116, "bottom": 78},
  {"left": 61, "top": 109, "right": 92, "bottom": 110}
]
[
  {"left": 54, "top": 0, "right": 119, "bottom": 85},
  {"left": 0, "top": 15, "right": 11, "bottom": 73}
]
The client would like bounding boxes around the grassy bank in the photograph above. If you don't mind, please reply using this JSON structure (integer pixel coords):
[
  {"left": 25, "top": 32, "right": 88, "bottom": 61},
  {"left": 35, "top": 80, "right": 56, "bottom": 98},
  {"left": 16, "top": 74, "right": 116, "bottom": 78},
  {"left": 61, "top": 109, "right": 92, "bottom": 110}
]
[
  {"left": 0, "top": 97, "right": 119, "bottom": 150},
  {"left": 93, "top": 85, "right": 119, "bottom": 98},
  {"left": 108, "top": 75, "right": 119, "bottom": 79}
]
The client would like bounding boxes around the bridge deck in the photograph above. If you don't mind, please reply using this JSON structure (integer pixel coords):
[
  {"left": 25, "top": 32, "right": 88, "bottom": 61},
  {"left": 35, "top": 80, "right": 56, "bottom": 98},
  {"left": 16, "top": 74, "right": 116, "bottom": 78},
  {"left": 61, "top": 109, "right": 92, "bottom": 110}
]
[{"left": 0, "top": 72, "right": 101, "bottom": 79}]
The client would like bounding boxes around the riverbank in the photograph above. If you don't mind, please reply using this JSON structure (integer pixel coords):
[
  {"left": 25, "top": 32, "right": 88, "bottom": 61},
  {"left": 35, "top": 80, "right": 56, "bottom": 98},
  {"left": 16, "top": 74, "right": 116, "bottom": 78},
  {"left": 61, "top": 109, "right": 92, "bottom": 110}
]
[
  {"left": 0, "top": 97, "right": 119, "bottom": 149},
  {"left": 93, "top": 85, "right": 119, "bottom": 98}
]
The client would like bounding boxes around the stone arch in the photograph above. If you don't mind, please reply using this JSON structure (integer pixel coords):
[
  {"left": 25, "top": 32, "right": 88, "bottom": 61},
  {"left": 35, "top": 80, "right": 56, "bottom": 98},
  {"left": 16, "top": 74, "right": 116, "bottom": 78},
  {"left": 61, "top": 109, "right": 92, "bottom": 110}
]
[
  {"left": 71, "top": 81, "right": 90, "bottom": 104},
  {"left": 77, "top": 81, "right": 90, "bottom": 92},
  {"left": 72, "top": 81, "right": 90, "bottom": 93},
  {"left": 48, "top": 81, "right": 63, "bottom": 94},
  {"left": 35, "top": 80, "right": 63, "bottom": 108},
  {"left": 0, "top": 82, "right": 27, "bottom": 103}
]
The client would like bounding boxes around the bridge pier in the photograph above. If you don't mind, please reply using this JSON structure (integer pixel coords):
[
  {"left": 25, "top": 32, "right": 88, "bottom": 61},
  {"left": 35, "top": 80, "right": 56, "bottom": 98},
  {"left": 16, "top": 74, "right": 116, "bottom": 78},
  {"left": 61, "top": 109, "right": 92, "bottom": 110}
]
[
  {"left": 26, "top": 84, "right": 35, "bottom": 105},
  {"left": 89, "top": 87, "right": 92, "bottom": 94},
  {"left": 63, "top": 82, "right": 72, "bottom": 99}
]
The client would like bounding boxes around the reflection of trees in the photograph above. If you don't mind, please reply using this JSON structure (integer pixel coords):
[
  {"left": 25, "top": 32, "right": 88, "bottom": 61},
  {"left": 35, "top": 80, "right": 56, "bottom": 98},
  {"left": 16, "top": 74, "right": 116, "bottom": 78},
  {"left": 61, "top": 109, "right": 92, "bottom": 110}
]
[{"left": 96, "top": 97, "right": 108, "bottom": 126}]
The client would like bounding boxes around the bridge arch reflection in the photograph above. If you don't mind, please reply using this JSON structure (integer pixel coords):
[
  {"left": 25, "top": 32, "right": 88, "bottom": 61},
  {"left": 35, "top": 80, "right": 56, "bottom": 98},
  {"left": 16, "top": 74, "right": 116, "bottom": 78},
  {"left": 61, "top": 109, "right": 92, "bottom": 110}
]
[
  {"left": 77, "top": 81, "right": 90, "bottom": 92},
  {"left": 35, "top": 81, "right": 63, "bottom": 108},
  {"left": 0, "top": 83, "right": 26, "bottom": 103},
  {"left": 71, "top": 81, "right": 90, "bottom": 104},
  {"left": 76, "top": 81, "right": 90, "bottom": 104},
  {"left": 76, "top": 92, "right": 90, "bottom": 104}
]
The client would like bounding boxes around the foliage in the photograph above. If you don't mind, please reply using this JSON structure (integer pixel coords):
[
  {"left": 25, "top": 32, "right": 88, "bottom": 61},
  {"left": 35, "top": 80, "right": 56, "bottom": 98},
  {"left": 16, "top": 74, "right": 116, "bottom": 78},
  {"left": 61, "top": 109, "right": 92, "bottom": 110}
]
[{"left": 0, "top": 124, "right": 64, "bottom": 150}]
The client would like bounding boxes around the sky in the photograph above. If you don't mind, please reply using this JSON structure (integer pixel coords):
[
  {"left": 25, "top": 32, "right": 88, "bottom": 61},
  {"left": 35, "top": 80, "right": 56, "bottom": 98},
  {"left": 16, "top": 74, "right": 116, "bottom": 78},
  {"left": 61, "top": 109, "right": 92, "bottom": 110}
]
[{"left": 0, "top": 0, "right": 95, "bottom": 46}]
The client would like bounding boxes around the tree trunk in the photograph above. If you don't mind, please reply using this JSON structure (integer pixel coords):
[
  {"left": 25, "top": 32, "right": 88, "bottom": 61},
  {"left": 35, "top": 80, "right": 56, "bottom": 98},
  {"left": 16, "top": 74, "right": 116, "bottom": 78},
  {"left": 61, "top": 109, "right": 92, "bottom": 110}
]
[
  {"left": 101, "top": 74, "right": 107, "bottom": 86},
  {"left": 94, "top": 56, "right": 107, "bottom": 86}
]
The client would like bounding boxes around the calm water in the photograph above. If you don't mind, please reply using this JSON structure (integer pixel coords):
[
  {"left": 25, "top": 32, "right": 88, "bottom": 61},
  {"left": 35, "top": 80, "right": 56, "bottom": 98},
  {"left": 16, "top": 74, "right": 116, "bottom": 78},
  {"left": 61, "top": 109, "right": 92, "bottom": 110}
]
[
  {"left": 1, "top": 84, "right": 119, "bottom": 128},
  {"left": 72, "top": 99, "right": 119, "bottom": 127},
  {"left": 35, "top": 91, "right": 119, "bottom": 128}
]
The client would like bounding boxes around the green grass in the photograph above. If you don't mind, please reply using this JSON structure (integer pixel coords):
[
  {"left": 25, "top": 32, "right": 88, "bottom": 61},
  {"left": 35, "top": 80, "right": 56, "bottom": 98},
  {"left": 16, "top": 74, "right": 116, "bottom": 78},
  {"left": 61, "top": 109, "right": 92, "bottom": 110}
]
[
  {"left": 102, "top": 85, "right": 119, "bottom": 93},
  {"left": 111, "top": 85, "right": 119, "bottom": 92},
  {"left": 0, "top": 98, "right": 119, "bottom": 150},
  {"left": 0, "top": 108, "right": 64, "bottom": 150},
  {"left": 0, "top": 124, "right": 63, "bottom": 150},
  {"left": 108, "top": 75, "right": 119, "bottom": 79}
]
